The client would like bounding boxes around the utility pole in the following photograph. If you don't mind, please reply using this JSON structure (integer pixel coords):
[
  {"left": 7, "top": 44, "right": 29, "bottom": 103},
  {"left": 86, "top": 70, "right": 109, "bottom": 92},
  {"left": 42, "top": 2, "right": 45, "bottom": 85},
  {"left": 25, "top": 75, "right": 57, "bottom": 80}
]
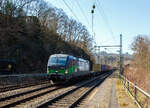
[
  {"left": 120, "top": 34, "right": 123, "bottom": 75},
  {"left": 98, "top": 46, "right": 100, "bottom": 64},
  {"left": 91, "top": 4, "right": 95, "bottom": 33},
  {"left": 94, "top": 34, "right": 123, "bottom": 73},
  {"left": 105, "top": 48, "right": 107, "bottom": 64}
]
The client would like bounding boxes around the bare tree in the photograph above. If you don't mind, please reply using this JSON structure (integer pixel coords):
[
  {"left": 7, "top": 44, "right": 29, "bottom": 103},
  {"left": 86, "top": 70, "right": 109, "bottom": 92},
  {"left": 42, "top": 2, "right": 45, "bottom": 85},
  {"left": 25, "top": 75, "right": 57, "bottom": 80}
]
[{"left": 132, "top": 35, "right": 150, "bottom": 73}]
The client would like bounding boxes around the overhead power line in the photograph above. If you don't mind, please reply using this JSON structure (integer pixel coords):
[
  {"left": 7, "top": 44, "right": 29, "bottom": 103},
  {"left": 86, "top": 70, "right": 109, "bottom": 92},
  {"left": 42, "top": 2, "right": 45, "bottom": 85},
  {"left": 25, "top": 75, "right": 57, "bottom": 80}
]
[
  {"left": 96, "top": 0, "right": 118, "bottom": 42},
  {"left": 96, "top": 0, "right": 113, "bottom": 35},
  {"left": 74, "top": 0, "right": 90, "bottom": 25},
  {"left": 65, "top": 0, "right": 73, "bottom": 8},
  {"left": 62, "top": 0, "right": 79, "bottom": 21}
]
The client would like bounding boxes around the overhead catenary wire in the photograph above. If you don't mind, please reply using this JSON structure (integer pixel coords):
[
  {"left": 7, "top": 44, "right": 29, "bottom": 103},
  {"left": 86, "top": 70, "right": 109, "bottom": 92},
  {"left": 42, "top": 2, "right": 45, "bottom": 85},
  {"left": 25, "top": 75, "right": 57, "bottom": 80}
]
[
  {"left": 96, "top": 0, "right": 113, "bottom": 34},
  {"left": 105, "top": 47, "right": 119, "bottom": 53},
  {"left": 62, "top": 0, "right": 79, "bottom": 21},
  {"left": 65, "top": 0, "right": 73, "bottom": 8},
  {"left": 74, "top": 0, "right": 90, "bottom": 26},
  {"left": 95, "top": 0, "right": 118, "bottom": 43}
]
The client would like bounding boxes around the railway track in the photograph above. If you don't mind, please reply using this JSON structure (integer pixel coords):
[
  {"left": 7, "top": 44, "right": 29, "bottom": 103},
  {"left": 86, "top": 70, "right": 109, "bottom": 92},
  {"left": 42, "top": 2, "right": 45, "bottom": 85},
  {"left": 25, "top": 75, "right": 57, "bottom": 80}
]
[
  {"left": 0, "top": 80, "right": 50, "bottom": 93},
  {"left": 0, "top": 83, "right": 62, "bottom": 108},
  {"left": 0, "top": 72, "right": 111, "bottom": 108},
  {"left": 37, "top": 73, "right": 110, "bottom": 108}
]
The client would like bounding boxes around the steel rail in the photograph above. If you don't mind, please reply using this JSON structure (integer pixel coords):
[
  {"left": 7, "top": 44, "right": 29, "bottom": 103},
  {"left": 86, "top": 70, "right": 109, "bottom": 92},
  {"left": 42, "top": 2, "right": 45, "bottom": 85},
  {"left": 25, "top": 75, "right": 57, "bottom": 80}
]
[
  {"left": 0, "top": 81, "right": 50, "bottom": 93},
  {"left": 37, "top": 72, "right": 111, "bottom": 108},
  {"left": 0, "top": 84, "right": 61, "bottom": 108}
]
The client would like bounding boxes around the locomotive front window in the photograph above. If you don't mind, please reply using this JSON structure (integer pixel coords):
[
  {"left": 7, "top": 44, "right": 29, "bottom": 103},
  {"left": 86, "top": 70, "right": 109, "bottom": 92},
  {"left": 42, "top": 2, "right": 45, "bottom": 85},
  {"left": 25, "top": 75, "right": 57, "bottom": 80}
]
[
  {"left": 49, "top": 57, "right": 67, "bottom": 66},
  {"left": 49, "top": 57, "right": 57, "bottom": 65},
  {"left": 57, "top": 57, "right": 67, "bottom": 66}
]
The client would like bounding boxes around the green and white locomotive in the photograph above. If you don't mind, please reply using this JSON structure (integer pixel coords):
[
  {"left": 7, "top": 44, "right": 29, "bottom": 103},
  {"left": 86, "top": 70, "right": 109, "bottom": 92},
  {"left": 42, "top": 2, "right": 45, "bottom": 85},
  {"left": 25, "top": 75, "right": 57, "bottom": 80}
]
[{"left": 47, "top": 54, "right": 90, "bottom": 81}]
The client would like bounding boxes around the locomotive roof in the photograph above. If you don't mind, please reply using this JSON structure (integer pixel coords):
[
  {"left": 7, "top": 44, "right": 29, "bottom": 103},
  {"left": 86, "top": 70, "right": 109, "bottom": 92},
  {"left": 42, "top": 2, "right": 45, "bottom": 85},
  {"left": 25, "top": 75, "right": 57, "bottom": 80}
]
[
  {"left": 50, "top": 54, "right": 69, "bottom": 58},
  {"left": 78, "top": 58, "right": 89, "bottom": 62},
  {"left": 50, "top": 54, "right": 88, "bottom": 62}
]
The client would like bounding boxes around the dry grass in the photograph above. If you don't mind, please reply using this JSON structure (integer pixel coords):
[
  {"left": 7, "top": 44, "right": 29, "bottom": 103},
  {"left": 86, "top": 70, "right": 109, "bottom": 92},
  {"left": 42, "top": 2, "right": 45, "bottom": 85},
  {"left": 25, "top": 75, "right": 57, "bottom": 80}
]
[
  {"left": 116, "top": 79, "right": 137, "bottom": 108},
  {"left": 124, "top": 65, "right": 150, "bottom": 93},
  {"left": 120, "top": 74, "right": 150, "bottom": 108},
  {"left": 136, "top": 90, "right": 150, "bottom": 108}
]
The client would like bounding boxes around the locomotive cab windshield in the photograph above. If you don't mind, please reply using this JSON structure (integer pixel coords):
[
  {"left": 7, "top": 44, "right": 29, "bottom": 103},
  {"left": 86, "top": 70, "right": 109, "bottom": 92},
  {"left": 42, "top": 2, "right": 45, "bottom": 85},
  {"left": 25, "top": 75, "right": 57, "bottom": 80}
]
[{"left": 49, "top": 57, "right": 67, "bottom": 66}]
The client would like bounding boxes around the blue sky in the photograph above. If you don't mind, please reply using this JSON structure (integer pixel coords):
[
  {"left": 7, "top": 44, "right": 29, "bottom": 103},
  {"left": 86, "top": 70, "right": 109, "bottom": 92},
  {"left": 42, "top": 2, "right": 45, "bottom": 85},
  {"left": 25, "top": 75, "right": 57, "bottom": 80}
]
[{"left": 45, "top": 0, "right": 150, "bottom": 54}]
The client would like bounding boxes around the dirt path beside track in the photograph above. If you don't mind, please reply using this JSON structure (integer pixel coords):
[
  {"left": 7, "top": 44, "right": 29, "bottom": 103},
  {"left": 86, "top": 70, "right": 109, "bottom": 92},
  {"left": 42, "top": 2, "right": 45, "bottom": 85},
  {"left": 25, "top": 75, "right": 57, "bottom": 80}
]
[
  {"left": 79, "top": 73, "right": 117, "bottom": 108},
  {"left": 79, "top": 71, "right": 137, "bottom": 108}
]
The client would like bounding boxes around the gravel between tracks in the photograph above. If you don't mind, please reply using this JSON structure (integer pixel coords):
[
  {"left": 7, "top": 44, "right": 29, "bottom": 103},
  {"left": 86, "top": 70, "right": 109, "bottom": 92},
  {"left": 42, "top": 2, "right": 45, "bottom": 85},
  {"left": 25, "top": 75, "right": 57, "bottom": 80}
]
[
  {"left": 16, "top": 85, "right": 77, "bottom": 108},
  {"left": 37, "top": 73, "right": 110, "bottom": 108},
  {"left": 48, "top": 81, "right": 98, "bottom": 108},
  {"left": 0, "top": 85, "right": 58, "bottom": 108},
  {"left": 17, "top": 75, "right": 106, "bottom": 108},
  {"left": 0, "top": 85, "right": 61, "bottom": 108},
  {"left": 0, "top": 73, "right": 112, "bottom": 108},
  {"left": 0, "top": 83, "right": 51, "bottom": 100},
  {"left": 0, "top": 80, "right": 89, "bottom": 108}
]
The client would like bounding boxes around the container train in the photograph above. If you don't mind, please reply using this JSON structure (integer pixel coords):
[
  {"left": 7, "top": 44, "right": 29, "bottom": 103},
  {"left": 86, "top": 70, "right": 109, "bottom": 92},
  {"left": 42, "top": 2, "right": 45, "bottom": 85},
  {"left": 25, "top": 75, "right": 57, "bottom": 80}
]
[
  {"left": 47, "top": 54, "right": 113, "bottom": 81},
  {"left": 92, "top": 64, "right": 113, "bottom": 72}
]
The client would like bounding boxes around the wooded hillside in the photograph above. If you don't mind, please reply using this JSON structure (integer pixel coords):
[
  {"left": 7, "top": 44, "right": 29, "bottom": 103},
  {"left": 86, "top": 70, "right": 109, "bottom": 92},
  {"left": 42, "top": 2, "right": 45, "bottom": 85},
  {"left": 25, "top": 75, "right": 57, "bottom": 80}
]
[{"left": 0, "top": 0, "right": 94, "bottom": 73}]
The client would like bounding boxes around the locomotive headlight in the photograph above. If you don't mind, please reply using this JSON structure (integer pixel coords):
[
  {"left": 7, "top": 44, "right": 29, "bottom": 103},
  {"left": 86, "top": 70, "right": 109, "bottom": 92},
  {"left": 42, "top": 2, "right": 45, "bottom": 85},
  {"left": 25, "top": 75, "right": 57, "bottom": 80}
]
[
  {"left": 65, "top": 70, "right": 68, "bottom": 74},
  {"left": 8, "top": 64, "right": 12, "bottom": 70}
]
